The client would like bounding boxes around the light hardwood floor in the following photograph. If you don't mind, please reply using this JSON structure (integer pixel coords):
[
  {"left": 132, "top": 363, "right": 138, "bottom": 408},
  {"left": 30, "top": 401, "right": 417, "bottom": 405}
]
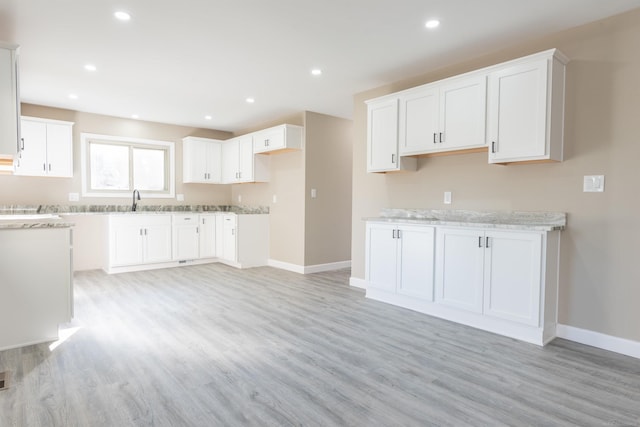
[{"left": 1, "top": 264, "right": 639, "bottom": 426}]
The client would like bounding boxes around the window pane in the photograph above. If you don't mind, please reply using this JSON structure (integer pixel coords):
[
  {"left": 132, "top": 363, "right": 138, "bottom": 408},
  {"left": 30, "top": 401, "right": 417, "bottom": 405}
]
[
  {"left": 90, "top": 143, "right": 130, "bottom": 190},
  {"left": 133, "top": 147, "right": 166, "bottom": 191}
]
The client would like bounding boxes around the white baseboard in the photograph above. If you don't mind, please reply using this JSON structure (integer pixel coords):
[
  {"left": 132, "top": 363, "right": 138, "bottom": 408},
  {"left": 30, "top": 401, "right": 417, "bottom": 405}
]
[
  {"left": 556, "top": 324, "right": 640, "bottom": 359},
  {"left": 268, "top": 259, "right": 351, "bottom": 275},
  {"left": 349, "top": 277, "right": 367, "bottom": 289},
  {"left": 304, "top": 261, "right": 351, "bottom": 274}
]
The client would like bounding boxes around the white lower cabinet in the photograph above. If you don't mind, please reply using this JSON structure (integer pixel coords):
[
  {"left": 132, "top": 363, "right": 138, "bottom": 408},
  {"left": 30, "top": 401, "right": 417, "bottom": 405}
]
[
  {"left": 366, "top": 222, "right": 435, "bottom": 300},
  {"left": 366, "top": 220, "right": 560, "bottom": 345},
  {"left": 107, "top": 215, "right": 172, "bottom": 268},
  {"left": 173, "top": 214, "right": 200, "bottom": 260},
  {"left": 199, "top": 214, "right": 218, "bottom": 259},
  {"left": 106, "top": 213, "right": 268, "bottom": 273}
]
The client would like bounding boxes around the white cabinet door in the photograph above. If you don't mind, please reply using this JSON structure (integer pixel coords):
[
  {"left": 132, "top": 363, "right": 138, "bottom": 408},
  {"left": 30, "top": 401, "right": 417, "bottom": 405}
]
[
  {"left": 367, "top": 98, "right": 415, "bottom": 172},
  {"left": 199, "top": 214, "right": 217, "bottom": 258},
  {"left": 173, "top": 215, "right": 199, "bottom": 260},
  {"left": 143, "top": 218, "right": 173, "bottom": 264},
  {"left": 252, "top": 124, "right": 303, "bottom": 154},
  {"left": 222, "top": 139, "right": 240, "bottom": 183},
  {"left": 435, "top": 228, "right": 484, "bottom": 313},
  {"left": 46, "top": 122, "right": 73, "bottom": 177},
  {"left": 15, "top": 117, "right": 73, "bottom": 177},
  {"left": 488, "top": 59, "right": 549, "bottom": 162},
  {"left": 16, "top": 119, "right": 47, "bottom": 175},
  {"left": 253, "top": 126, "right": 285, "bottom": 153},
  {"left": 439, "top": 75, "right": 487, "bottom": 151},
  {"left": 109, "top": 218, "right": 144, "bottom": 267},
  {"left": 483, "top": 231, "right": 542, "bottom": 326},
  {"left": 215, "top": 214, "right": 224, "bottom": 258},
  {"left": 221, "top": 214, "right": 237, "bottom": 262},
  {"left": 397, "top": 225, "right": 435, "bottom": 301},
  {"left": 183, "top": 137, "right": 222, "bottom": 183},
  {"left": 0, "top": 44, "right": 20, "bottom": 158},
  {"left": 398, "top": 86, "right": 439, "bottom": 155},
  {"left": 237, "top": 136, "right": 254, "bottom": 183},
  {"left": 365, "top": 223, "right": 398, "bottom": 292}
]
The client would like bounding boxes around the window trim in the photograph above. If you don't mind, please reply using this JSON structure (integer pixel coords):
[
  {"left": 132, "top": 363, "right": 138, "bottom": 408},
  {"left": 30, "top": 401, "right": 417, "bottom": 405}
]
[{"left": 80, "top": 133, "right": 175, "bottom": 198}]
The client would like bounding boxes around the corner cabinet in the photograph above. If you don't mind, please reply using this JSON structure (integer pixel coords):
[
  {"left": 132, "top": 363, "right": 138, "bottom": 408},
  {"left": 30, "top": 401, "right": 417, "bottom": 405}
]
[
  {"left": 365, "top": 220, "right": 561, "bottom": 346},
  {"left": 182, "top": 137, "right": 222, "bottom": 183},
  {"left": 366, "top": 98, "right": 416, "bottom": 173},
  {"left": 222, "top": 135, "right": 270, "bottom": 184},
  {"left": 0, "top": 43, "right": 20, "bottom": 158},
  {"left": 14, "top": 117, "right": 74, "bottom": 177},
  {"left": 253, "top": 124, "right": 303, "bottom": 154},
  {"left": 487, "top": 50, "right": 568, "bottom": 164}
]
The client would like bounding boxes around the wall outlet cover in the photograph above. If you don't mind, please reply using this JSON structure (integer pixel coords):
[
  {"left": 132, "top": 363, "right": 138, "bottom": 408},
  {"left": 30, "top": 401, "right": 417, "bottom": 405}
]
[
  {"left": 584, "top": 175, "right": 605, "bottom": 192},
  {"left": 176, "top": 194, "right": 184, "bottom": 201},
  {"left": 68, "top": 192, "right": 79, "bottom": 202},
  {"left": 444, "top": 191, "right": 452, "bottom": 204}
]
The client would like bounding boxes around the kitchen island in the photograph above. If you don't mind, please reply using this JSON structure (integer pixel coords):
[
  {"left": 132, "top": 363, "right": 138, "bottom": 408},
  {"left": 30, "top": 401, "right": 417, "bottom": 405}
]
[{"left": 0, "top": 215, "right": 74, "bottom": 350}]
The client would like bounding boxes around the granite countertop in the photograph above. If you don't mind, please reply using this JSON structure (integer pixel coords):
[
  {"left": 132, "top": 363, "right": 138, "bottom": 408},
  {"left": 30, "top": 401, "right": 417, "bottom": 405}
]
[
  {"left": 0, "top": 204, "right": 269, "bottom": 228},
  {"left": 0, "top": 204, "right": 269, "bottom": 216},
  {"left": 0, "top": 214, "right": 74, "bottom": 229},
  {"left": 366, "top": 208, "right": 566, "bottom": 231}
]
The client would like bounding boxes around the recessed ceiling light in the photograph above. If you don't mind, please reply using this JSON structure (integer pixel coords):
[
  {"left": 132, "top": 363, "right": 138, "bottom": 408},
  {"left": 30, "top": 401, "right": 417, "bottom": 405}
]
[
  {"left": 246, "top": 98, "right": 255, "bottom": 104},
  {"left": 84, "top": 64, "right": 97, "bottom": 72},
  {"left": 311, "top": 68, "right": 322, "bottom": 76},
  {"left": 425, "top": 19, "right": 440, "bottom": 29},
  {"left": 68, "top": 94, "right": 78, "bottom": 100},
  {"left": 131, "top": 114, "right": 139, "bottom": 119},
  {"left": 114, "top": 11, "right": 131, "bottom": 21},
  {"left": 205, "top": 115, "right": 212, "bottom": 120}
]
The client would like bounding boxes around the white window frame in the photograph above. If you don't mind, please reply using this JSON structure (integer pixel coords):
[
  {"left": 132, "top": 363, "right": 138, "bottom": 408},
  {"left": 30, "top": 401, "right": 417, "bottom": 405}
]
[{"left": 80, "top": 133, "right": 175, "bottom": 198}]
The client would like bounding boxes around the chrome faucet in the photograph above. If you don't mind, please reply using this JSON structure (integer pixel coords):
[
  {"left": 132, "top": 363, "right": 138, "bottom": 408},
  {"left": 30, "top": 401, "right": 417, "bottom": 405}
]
[{"left": 132, "top": 189, "right": 141, "bottom": 211}]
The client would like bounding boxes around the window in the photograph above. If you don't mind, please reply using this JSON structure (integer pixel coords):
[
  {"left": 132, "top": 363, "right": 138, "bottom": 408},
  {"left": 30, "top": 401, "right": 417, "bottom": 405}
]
[{"left": 81, "top": 133, "right": 175, "bottom": 198}]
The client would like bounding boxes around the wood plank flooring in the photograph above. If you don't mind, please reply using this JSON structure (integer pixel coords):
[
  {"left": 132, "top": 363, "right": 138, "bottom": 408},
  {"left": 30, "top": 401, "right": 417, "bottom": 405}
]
[{"left": 1, "top": 264, "right": 639, "bottom": 426}]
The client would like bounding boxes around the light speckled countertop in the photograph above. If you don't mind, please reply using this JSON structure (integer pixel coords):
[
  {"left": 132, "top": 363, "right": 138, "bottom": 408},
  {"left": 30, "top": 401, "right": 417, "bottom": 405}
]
[
  {"left": 366, "top": 208, "right": 566, "bottom": 231},
  {"left": 0, "top": 205, "right": 269, "bottom": 229}
]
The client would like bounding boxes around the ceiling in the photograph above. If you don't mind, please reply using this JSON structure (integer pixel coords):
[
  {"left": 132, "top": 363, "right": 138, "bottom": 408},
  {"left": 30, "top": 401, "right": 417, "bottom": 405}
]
[{"left": 2, "top": 1, "right": 640, "bottom": 133}]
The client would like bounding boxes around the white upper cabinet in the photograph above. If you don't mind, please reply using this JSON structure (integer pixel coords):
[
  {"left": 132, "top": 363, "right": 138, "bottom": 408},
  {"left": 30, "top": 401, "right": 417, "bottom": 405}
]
[
  {"left": 367, "top": 48, "right": 567, "bottom": 171},
  {"left": 253, "top": 124, "right": 303, "bottom": 154},
  {"left": 399, "top": 75, "right": 487, "bottom": 155},
  {"left": 487, "top": 49, "right": 567, "bottom": 164},
  {"left": 182, "top": 136, "right": 222, "bottom": 183},
  {"left": 0, "top": 43, "right": 20, "bottom": 158},
  {"left": 366, "top": 97, "right": 417, "bottom": 173},
  {"left": 15, "top": 117, "right": 74, "bottom": 177},
  {"left": 223, "top": 135, "right": 269, "bottom": 184}
]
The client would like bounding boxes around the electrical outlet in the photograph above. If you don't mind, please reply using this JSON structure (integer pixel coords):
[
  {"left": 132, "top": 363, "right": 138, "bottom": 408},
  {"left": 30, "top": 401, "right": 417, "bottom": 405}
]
[
  {"left": 272, "top": 194, "right": 277, "bottom": 203},
  {"left": 68, "top": 192, "right": 79, "bottom": 202},
  {"left": 584, "top": 175, "right": 605, "bottom": 192},
  {"left": 176, "top": 194, "right": 184, "bottom": 201},
  {"left": 311, "top": 188, "right": 317, "bottom": 199},
  {"left": 238, "top": 195, "right": 242, "bottom": 203}
]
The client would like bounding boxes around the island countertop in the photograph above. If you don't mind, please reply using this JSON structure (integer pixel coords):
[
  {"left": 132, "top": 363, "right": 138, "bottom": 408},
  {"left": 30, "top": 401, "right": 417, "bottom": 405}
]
[
  {"left": 366, "top": 208, "right": 566, "bottom": 231},
  {"left": 0, "top": 214, "right": 74, "bottom": 229}
]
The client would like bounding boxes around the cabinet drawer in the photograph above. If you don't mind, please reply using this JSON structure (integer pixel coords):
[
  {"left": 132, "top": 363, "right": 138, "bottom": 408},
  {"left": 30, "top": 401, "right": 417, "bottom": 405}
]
[{"left": 172, "top": 214, "right": 198, "bottom": 225}]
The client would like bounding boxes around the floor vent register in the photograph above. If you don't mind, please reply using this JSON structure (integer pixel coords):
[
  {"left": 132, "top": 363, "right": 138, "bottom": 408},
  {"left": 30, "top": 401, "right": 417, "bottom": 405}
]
[{"left": 0, "top": 371, "right": 9, "bottom": 390}]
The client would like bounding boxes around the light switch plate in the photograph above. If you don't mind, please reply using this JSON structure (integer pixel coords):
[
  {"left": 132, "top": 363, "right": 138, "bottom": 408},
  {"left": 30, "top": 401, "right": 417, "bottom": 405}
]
[
  {"left": 444, "top": 191, "right": 452, "bottom": 204},
  {"left": 68, "top": 192, "right": 79, "bottom": 202},
  {"left": 584, "top": 175, "right": 605, "bottom": 192},
  {"left": 176, "top": 194, "right": 184, "bottom": 201},
  {"left": 311, "top": 188, "right": 317, "bottom": 199},
  {"left": 272, "top": 194, "right": 277, "bottom": 203}
]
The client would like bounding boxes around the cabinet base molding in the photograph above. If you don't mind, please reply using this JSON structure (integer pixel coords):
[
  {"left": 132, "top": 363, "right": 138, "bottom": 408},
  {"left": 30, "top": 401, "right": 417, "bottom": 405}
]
[
  {"left": 103, "top": 257, "right": 265, "bottom": 274},
  {"left": 556, "top": 324, "right": 640, "bottom": 359},
  {"left": 349, "top": 277, "right": 367, "bottom": 289},
  {"left": 366, "top": 287, "right": 555, "bottom": 346},
  {"left": 268, "top": 259, "right": 351, "bottom": 275}
]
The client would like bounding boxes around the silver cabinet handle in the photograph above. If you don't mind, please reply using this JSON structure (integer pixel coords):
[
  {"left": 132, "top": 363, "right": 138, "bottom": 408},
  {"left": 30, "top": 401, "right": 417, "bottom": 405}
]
[
  {"left": 485, "top": 237, "right": 490, "bottom": 248},
  {"left": 391, "top": 154, "right": 395, "bottom": 164},
  {"left": 433, "top": 133, "right": 437, "bottom": 144},
  {"left": 392, "top": 229, "right": 396, "bottom": 239},
  {"left": 491, "top": 141, "right": 496, "bottom": 153},
  {"left": 439, "top": 132, "right": 443, "bottom": 143},
  {"left": 478, "top": 236, "right": 482, "bottom": 248}
]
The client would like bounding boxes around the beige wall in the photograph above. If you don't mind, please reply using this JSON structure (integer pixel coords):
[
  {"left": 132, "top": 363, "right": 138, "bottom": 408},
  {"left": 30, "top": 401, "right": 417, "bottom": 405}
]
[
  {"left": 304, "top": 112, "right": 352, "bottom": 266},
  {"left": 231, "top": 111, "right": 353, "bottom": 267},
  {"left": 351, "top": 9, "right": 640, "bottom": 342},
  {"left": 0, "top": 103, "right": 233, "bottom": 206}
]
